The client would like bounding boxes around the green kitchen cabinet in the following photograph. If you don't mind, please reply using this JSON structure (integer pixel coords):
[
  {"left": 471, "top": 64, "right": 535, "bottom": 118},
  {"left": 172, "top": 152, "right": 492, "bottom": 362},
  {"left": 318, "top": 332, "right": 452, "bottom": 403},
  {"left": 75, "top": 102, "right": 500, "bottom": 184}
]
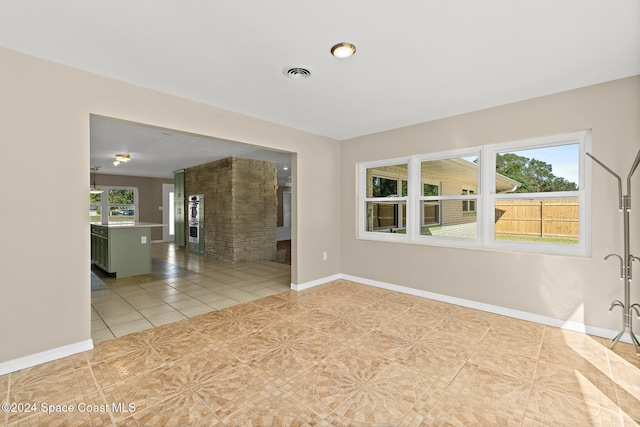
[
  {"left": 91, "top": 224, "right": 151, "bottom": 278},
  {"left": 174, "top": 170, "right": 185, "bottom": 247},
  {"left": 174, "top": 169, "right": 185, "bottom": 199}
]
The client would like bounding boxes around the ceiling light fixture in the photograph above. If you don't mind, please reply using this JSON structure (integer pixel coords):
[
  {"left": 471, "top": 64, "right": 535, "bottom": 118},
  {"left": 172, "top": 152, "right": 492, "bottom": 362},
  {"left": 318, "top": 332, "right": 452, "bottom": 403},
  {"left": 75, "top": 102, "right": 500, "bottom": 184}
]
[
  {"left": 113, "top": 153, "right": 131, "bottom": 166},
  {"left": 331, "top": 42, "right": 356, "bottom": 59},
  {"left": 90, "top": 167, "right": 103, "bottom": 194}
]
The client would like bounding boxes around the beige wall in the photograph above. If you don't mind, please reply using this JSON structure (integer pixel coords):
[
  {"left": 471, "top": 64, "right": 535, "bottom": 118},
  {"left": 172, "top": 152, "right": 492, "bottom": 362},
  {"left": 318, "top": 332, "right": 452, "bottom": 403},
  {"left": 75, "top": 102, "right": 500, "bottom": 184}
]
[
  {"left": 341, "top": 76, "right": 640, "bottom": 332},
  {"left": 0, "top": 47, "right": 342, "bottom": 364},
  {"left": 92, "top": 173, "right": 172, "bottom": 241}
]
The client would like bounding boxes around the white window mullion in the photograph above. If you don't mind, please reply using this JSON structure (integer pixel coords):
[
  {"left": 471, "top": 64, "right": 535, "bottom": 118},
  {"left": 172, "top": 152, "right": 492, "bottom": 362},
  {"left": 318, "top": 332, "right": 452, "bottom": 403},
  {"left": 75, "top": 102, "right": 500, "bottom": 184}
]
[
  {"left": 483, "top": 144, "right": 497, "bottom": 248},
  {"left": 406, "top": 156, "right": 419, "bottom": 240}
]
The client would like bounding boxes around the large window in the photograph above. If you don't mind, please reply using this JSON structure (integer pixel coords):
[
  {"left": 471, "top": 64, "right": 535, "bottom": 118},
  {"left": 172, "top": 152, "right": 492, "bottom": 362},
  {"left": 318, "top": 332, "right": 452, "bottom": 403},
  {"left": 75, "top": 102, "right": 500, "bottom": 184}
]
[
  {"left": 89, "top": 186, "right": 138, "bottom": 224},
  {"left": 358, "top": 131, "right": 591, "bottom": 256}
]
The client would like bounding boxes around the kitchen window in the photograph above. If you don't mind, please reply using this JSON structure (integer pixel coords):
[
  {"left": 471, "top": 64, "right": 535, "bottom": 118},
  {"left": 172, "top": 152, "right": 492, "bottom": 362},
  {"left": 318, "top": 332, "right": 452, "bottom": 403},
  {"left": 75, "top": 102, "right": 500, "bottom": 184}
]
[
  {"left": 358, "top": 130, "right": 591, "bottom": 256},
  {"left": 89, "top": 186, "right": 139, "bottom": 223}
]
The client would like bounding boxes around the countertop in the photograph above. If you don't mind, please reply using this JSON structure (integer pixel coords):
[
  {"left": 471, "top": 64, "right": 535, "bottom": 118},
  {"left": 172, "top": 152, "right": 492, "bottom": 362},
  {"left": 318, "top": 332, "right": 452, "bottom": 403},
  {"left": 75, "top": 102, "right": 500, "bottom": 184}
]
[{"left": 90, "top": 222, "right": 166, "bottom": 228}]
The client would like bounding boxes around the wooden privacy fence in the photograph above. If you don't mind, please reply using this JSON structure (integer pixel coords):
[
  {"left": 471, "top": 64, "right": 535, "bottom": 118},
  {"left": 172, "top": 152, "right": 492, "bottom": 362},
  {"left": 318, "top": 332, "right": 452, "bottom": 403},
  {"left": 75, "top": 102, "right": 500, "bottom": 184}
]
[{"left": 494, "top": 198, "right": 579, "bottom": 239}]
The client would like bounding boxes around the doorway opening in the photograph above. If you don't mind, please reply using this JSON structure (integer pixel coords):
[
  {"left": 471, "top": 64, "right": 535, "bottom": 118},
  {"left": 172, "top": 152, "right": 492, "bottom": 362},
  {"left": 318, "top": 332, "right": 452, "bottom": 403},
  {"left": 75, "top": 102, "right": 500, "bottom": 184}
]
[{"left": 89, "top": 115, "right": 294, "bottom": 343}]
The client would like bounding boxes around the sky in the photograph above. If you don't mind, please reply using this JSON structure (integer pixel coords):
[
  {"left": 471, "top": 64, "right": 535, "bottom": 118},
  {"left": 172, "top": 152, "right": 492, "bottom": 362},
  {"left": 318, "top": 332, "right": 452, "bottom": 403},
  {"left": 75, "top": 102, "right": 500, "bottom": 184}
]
[{"left": 501, "top": 143, "right": 579, "bottom": 185}]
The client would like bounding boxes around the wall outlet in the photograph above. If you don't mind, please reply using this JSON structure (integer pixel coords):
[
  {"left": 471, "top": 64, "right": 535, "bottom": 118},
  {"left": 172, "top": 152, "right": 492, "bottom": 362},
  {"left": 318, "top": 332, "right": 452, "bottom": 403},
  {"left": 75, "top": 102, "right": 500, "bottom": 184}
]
[
  {"left": 322, "top": 251, "right": 328, "bottom": 261},
  {"left": 141, "top": 236, "right": 147, "bottom": 244}
]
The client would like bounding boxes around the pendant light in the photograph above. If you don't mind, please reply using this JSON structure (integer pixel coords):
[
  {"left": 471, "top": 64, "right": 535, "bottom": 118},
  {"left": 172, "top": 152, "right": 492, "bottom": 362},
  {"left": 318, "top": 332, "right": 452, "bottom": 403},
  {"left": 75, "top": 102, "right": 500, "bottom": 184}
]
[{"left": 90, "top": 167, "right": 104, "bottom": 194}]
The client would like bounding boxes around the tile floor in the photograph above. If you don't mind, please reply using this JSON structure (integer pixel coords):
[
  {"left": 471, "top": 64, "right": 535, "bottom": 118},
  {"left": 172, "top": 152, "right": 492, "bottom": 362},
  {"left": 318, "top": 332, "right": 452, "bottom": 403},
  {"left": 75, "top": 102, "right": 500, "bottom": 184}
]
[
  {"left": 91, "top": 242, "right": 292, "bottom": 343},
  {"left": 2, "top": 251, "right": 640, "bottom": 425}
]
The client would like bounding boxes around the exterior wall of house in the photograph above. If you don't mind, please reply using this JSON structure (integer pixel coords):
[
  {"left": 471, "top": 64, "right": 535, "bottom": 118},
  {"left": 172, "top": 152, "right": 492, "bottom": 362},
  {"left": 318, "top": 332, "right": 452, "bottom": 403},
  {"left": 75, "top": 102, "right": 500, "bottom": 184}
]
[
  {"left": 185, "top": 157, "right": 277, "bottom": 262},
  {"left": 365, "top": 164, "right": 478, "bottom": 228},
  {"left": 341, "top": 75, "right": 640, "bottom": 335},
  {"left": 0, "top": 47, "right": 341, "bottom": 368},
  {"left": 422, "top": 176, "right": 477, "bottom": 227}
]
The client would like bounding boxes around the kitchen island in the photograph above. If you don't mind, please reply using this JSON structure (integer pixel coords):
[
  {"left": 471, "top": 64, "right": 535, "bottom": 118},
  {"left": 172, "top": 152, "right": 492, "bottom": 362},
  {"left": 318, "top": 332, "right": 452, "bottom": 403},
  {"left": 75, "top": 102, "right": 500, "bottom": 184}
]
[{"left": 90, "top": 222, "right": 164, "bottom": 278}]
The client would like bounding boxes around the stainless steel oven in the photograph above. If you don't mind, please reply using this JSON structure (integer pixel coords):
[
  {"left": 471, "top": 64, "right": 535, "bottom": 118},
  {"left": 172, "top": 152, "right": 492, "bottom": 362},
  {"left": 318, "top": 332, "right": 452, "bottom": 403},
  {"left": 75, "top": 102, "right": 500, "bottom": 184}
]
[
  {"left": 187, "top": 195, "right": 200, "bottom": 243},
  {"left": 188, "top": 222, "right": 199, "bottom": 243}
]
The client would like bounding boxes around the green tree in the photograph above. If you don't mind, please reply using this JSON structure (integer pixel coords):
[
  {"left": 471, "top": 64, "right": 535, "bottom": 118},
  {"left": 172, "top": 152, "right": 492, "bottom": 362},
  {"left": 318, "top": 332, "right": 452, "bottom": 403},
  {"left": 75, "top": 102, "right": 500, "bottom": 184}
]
[
  {"left": 496, "top": 153, "right": 577, "bottom": 193},
  {"left": 108, "top": 189, "right": 134, "bottom": 204}
]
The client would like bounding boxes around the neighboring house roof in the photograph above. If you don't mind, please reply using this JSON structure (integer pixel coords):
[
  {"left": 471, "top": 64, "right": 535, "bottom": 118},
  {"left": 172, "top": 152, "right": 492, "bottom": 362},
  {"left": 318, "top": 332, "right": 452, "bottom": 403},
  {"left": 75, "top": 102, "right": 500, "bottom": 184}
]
[{"left": 425, "top": 158, "right": 520, "bottom": 192}]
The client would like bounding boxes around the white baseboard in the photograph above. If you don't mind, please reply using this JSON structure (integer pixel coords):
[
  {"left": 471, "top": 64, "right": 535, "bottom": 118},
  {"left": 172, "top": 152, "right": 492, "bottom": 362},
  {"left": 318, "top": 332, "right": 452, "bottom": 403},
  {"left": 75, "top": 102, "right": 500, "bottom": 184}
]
[
  {"left": 290, "top": 274, "right": 342, "bottom": 291},
  {"left": 0, "top": 339, "right": 94, "bottom": 376},
  {"left": 293, "top": 273, "right": 630, "bottom": 344}
]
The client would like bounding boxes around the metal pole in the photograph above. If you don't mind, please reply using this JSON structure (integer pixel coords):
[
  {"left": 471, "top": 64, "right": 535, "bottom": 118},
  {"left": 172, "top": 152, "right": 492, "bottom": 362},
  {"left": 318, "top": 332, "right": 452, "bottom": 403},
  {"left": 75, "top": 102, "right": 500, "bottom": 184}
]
[{"left": 587, "top": 150, "right": 640, "bottom": 355}]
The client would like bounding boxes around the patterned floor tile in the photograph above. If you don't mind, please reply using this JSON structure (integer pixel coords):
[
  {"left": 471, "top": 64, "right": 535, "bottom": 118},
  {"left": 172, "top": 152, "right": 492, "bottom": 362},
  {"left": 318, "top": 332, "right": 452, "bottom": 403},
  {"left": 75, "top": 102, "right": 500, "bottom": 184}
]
[
  {"left": 142, "top": 328, "right": 213, "bottom": 361},
  {"left": 420, "top": 363, "right": 530, "bottom": 426},
  {"left": 399, "top": 330, "right": 477, "bottom": 382},
  {"left": 125, "top": 389, "right": 221, "bottom": 426},
  {"left": 375, "top": 321, "right": 432, "bottom": 345},
  {"left": 104, "top": 368, "right": 188, "bottom": 422},
  {"left": 433, "top": 314, "right": 494, "bottom": 341},
  {"left": 324, "top": 363, "right": 441, "bottom": 426},
  {"left": 7, "top": 369, "right": 92, "bottom": 424},
  {"left": 247, "top": 334, "right": 329, "bottom": 385},
  {"left": 480, "top": 327, "right": 544, "bottom": 359},
  {"left": 534, "top": 359, "right": 620, "bottom": 411},
  {"left": 169, "top": 347, "right": 241, "bottom": 387},
  {"left": 192, "top": 364, "right": 276, "bottom": 420},
  {"left": 6, "top": 392, "right": 112, "bottom": 426},
  {"left": 539, "top": 327, "right": 610, "bottom": 365},
  {"left": 5, "top": 270, "right": 640, "bottom": 426},
  {"left": 355, "top": 330, "right": 414, "bottom": 360},
  {"left": 279, "top": 348, "right": 390, "bottom": 418},
  {"left": 525, "top": 385, "right": 625, "bottom": 426},
  {"left": 468, "top": 338, "right": 538, "bottom": 383},
  {"left": 90, "top": 346, "right": 165, "bottom": 388},
  {"left": 410, "top": 298, "right": 464, "bottom": 317},
  {"left": 394, "top": 306, "right": 447, "bottom": 329},
  {"left": 85, "top": 333, "right": 153, "bottom": 365},
  {"left": 218, "top": 393, "right": 320, "bottom": 426},
  {"left": 376, "top": 290, "right": 424, "bottom": 308},
  {"left": 491, "top": 315, "right": 546, "bottom": 338},
  {"left": 614, "top": 382, "right": 640, "bottom": 424}
]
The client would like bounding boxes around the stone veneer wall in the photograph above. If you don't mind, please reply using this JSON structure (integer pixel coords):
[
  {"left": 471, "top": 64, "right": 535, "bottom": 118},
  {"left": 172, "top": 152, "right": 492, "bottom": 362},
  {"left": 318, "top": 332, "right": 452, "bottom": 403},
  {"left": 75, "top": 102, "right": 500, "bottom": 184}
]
[{"left": 185, "top": 157, "right": 277, "bottom": 262}]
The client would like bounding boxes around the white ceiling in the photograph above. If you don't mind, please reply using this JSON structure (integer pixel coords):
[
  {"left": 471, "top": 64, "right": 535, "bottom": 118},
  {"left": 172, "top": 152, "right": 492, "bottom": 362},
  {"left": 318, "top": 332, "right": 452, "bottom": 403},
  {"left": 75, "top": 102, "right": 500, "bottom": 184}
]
[
  {"left": 90, "top": 115, "right": 292, "bottom": 182},
  {"left": 1, "top": 1, "right": 638, "bottom": 177}
]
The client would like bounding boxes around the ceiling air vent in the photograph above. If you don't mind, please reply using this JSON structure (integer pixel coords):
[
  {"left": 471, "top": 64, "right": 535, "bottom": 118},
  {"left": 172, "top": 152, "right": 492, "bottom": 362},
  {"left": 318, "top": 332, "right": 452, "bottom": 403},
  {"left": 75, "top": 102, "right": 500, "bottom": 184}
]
[{"left": 283, "top": 66, "right": 313, "bottom": 80}]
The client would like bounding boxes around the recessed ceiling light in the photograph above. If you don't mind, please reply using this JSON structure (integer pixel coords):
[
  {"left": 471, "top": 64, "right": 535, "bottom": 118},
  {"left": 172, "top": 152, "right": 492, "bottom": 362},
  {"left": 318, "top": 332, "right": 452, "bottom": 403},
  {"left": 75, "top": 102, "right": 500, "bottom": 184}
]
[{"left": 331, "top": 42, "right": 356, "bottom": 59}]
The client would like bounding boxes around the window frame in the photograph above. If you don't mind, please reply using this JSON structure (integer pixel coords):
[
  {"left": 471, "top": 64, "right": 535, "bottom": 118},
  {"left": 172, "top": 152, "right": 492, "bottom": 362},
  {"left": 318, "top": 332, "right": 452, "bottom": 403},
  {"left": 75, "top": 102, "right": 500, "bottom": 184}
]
[
  {"left": 482, "top": 131, "right": 591, "bottom": 256},
  {"left": 413, "top": 148, "right": 482, "bottom": 247},
  {"left": 357, "top": 131, "right": 592, "bottom": 257},
  {"left": 359, "top": 157, "right": 411, "bottom": 241}
]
